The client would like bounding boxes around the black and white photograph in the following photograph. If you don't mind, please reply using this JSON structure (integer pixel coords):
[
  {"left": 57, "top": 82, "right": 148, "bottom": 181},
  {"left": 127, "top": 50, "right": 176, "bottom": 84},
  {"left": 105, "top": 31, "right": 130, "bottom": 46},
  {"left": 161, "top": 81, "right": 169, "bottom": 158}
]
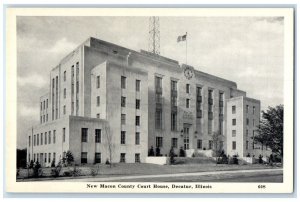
[{"left": 5, "top": 7, "right": 294, "bottom": 193}]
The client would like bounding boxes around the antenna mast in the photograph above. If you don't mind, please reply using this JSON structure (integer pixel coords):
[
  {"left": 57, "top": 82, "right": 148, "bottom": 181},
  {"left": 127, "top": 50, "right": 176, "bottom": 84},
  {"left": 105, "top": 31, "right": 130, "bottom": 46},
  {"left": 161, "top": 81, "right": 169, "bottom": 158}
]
[{"left": 148, "top": 16, "right": 160, "bottom": 55}]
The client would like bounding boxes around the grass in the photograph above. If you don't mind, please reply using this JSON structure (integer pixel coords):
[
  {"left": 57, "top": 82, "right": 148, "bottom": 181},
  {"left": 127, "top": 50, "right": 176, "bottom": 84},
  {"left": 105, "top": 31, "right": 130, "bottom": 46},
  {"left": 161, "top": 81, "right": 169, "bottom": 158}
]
[{"left": 17, "top": 160, "right": 281, "bottom": 181}]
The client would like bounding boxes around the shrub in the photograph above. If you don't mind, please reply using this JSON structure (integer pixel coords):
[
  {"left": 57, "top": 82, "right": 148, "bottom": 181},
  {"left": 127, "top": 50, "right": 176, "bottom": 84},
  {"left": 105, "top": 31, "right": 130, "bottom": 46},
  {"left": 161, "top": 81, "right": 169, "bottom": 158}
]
[
  {"left": 63, "top": 171, "right": 72, "bottom": 177},
  {"left": 258, "top": 155, "right": 263, "bottom": 164},
  {"left": 179, "top": 147, "right": 186, "bottom": 157},
  {"left": 90, "top": 166, "right": 100, "bottom": 176},
  {"left": 51, "top": 160, "right": 56, "bottom": 167},
  {"left": 28, "top": 160, "right": 34, "bottom": 169},
  {"left": 71, "top": 166, "right": 81, "bottom": 177},
  {"left": 105, "top": 158, "right": 110, "bottom": 165},
  {"left": 155, "top": 147, "right": 161, "bottom": 156},
  {"left": 169, "top": 147, "right": 175, "bottom": 165},
  {"left": 65, "top": 151, "right": 74, "bottom": 166},
  {"left": 148, "top": 146, "right": 155, "bottom": 156},
  {"left": 217, "top": 152, "right": 228, "bottom": 164},
  {"left": 33, "top": 161, "right": 42, "bottom": 178},
  {"left": 51, "top": 165, "right": 62, "bottom": 177},
  {"left": 233, "top": 155, "right": 239, "bottom": 164}
]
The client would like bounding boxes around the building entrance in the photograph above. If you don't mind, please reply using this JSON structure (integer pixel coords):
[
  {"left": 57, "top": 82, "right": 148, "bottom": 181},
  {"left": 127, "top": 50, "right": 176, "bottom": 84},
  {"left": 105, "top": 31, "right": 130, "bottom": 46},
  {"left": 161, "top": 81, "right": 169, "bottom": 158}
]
[{"left": 183, "top": 126, "right": 190, "bottom": 150}]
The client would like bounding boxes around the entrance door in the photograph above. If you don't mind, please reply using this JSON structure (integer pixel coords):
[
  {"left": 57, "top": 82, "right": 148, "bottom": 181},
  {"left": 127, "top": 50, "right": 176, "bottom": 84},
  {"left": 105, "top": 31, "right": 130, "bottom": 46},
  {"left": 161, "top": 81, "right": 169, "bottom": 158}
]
[{"left": 183, "top": 126, "right": 190, "bottom": 150}]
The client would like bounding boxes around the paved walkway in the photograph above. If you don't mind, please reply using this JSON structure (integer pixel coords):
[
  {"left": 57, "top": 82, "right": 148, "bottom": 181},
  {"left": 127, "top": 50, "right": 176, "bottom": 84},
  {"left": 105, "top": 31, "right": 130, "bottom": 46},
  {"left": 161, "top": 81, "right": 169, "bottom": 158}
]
[{"left": 50, "top": 168, "right": 283, "bottom": 182}]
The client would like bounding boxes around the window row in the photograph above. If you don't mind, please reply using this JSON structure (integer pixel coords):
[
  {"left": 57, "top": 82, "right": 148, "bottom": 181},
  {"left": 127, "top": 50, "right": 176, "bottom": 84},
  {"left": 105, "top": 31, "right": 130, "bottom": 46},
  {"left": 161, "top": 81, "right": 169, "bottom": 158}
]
[
  {"left": 121, "top": 76, "right": 141, "bottom": 91},
  {"left": 80, "top": 152, "right": 141, "bottom": 164},
  {"left": 121, "top": 97, "right": 141, "bottom": 109},
  {"left": 29, "top": 152, "right": 56, "bottom": 164},
  {"left": 40, "top": 99, "right": 49, "bottom": 111},
  {"left": 40, "top": 114, "right": 49, "bottom": 124},
  {"left": 29, "top": 130, "right": 58, "bottom": 147},
  {"left": 121, "top": 115, "right": 141, "bottom": 126},
  {"left": 120, "top": 131, "right": 140, "bottom": 145},
  {"left": 232, "top": 129, "right": 256, "bottom": 137},
  {"left": 231, "top": 118, "right": 256, "bottom": 126}
]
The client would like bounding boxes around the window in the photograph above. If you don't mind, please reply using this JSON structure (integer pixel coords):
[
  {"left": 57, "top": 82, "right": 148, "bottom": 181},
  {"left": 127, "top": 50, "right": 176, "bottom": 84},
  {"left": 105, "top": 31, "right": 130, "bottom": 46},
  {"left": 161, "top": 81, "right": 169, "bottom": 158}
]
[
  {"left": 81, "top": 128, "right": 88, "bottom": 142},
  {"left": 40, "top": 102, "right": 42, "bottom": 111},
  {"left": 246, "top": 129, "right": 248, "bottom": 137},
  {"left": 246, "top": 105, "right": 249, "bottom": 113},
  {"left": 52, "top": 131, "right": 55, "bottom": 144},
  {"left": 232, "top": 119, "right": 236, "bottom": 126},
  {"left": 136, "top": 80, "right": 140, "bottom": 91},
  {"left": 120, "top": 153, "right": 126, "bottom": 163},
  {"left": 44, "top": 153, "right": 47, "bottom": 163},
  {"left": 171, "top": 138, "right": 178, "bottom": 148},
  {"left": 209, "top": 140, "right": 213, "bottom": 150},
  {"left": 46, "top": 99, "right": 48, "bottom": 108},
  {"left": 197, "top": 139, "right": 202, "bottom": 149},
  {"left": 64, "top": 71, "right": 66, "bottom": 81},
  {"left": 34, "top": 154, "right": 36, "bottom": 162},
  {"left": 81, "top": 152, "right": 87, "bottom": 164},
  {"left": 46, "top": 114, "right": 48, "bottom": 122},
  {"left": 48, "top": 153, "right": 51, "bottom": 163},
  {"left": 135, "top": 132, "right": 140, "bottom": 145},
  {"left": 34, "top": 135, "right": 36, "bottom": 146},
  {"left": 28, "top": 136, "right": 31, "bottom": 147},
  {"left": 63, "top": 128, "right": 66, "bottom": 142},
  {"left": 48, "top": 132, "right": 51, "bottom": 144},
  {"left": 37, "top": 134, "right": 39, "bottom": 146},
  {"left": 136, "top": 99, "right": 140, "bottom": 109},
  {"left": 76, "top": 81, "right": 79, "bottom": 93},
  {"left": 232, "top": 105, "right": 236, "bottom": 114},
  {"left": 95, "top": 153, "right": 101, "bottom": 163},
  {"left": 121, "top": 131, "right": 126, "bottom": 144},
  {"left": 136, "top": 116, "right": 140, "bottom": 126},
  {"left": 246, "top": 141, "right": 249, "bottom": 150},
  {"left": 44, "top": 133, "right": 47, "bottom": 144},
  {"left": 135, "top": 153, "right": 140, "bottom": 163},
  {"left": 171, "top": 80, "right": 177, "bottom": 92},
  {"left": 232, "top": 141, "right": 236, "bottom": 150},
  {"left": 121, "top": 96, "right": 126, "bottom": 107},
  {"left": 96, "top": 113, "right": 100, "bottom": 118},
  {"left": 43, "top": 101, "right": 45, "bottom": 110},
  {"left": 208, "top": 120, "right": 213, "bottom": 134},
  {"left": 97, "top": 96, "right": 100, "bottom": 106},
  {"left": 121, "top": 76, "right": 126, "bottom": 89},
  {"left": 96, "top": 76, "right": 100, "bottom": 88},
  {"left": 156, "top": 137, "right": 163, "bottom": 148},
  {"left": 186, "top": 84, "right": 190, "bottom": 93},
  {"left": 41, "top": 133, "right": 43, "bottom": 145},
  {"left": 232, "top": 130, "right": 236, "bottom": 137},
  {"left": 171, "top": 112, "right": 177, "bottom": 131},
  {"left": 95, "top": 129, "right": 101, "bottom": 143},
  {"left": 155, "top": 109, "right": 162, "bottom": 129},
  {"left": 121, "top": 114, "right": 126, "bottom": 125},
  {"left": 40, "top": 116, "right": 42, "bottom": 124},
  {"left": 64, "top": 88, "right": 66, "bottom": 98},
  {"left": 253, "top": 106, "right": 256, "bottom": 114},
  {"left": 186, "top": 99, "right": 190, "bottom": 108},
  {"left": 63, "top": 105, "right": 66, "bottom": 115},
  {"left": 155, "top": 76, "right": 162, "bottom": 89},
  {"left": 219, "top": 92, "right": 224, "bottom": 101},
  {"left": 53, "top": 153, "right": 56, "bottom": 165},
  {"left": 246, "top": 118, "right": 249, "bottom": 125}
]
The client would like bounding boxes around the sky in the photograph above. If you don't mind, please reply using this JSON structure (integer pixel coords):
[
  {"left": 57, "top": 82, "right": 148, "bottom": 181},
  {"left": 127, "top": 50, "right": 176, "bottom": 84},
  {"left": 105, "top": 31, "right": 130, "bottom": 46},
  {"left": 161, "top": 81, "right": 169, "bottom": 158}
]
[{"left": 17, "top": 16, "right": 284, "bottom": 149}]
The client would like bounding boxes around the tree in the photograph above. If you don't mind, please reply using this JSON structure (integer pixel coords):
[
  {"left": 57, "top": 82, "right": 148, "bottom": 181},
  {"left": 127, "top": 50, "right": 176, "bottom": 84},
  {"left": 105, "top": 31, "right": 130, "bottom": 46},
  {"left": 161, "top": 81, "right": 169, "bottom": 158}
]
[
  {"left": 254, "top": 105, "right": 283, "bottom": 159},
  {"left": 212, "top": 131, "right": 224, "bottom": 157},
  {"left": 103, "top": 121, "right": 113, "bottom": 168},
  {"left": 65, "top": 150, "right": 74, "bottom": 166}
]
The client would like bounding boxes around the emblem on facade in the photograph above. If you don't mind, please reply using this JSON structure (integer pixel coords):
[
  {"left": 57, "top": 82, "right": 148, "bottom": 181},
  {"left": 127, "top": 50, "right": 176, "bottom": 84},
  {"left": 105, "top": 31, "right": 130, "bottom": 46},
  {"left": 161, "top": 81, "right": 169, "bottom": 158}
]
[{"left": 184, "top": 66, "right": 194, "bottom": 80}]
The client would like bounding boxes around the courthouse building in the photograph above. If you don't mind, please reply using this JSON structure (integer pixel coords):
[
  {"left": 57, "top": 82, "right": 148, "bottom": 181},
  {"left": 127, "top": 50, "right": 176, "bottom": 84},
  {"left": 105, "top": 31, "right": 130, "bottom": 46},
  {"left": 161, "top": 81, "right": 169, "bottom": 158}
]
[{"left": 26, "top": 37, "right": 264, "bottom": 166}]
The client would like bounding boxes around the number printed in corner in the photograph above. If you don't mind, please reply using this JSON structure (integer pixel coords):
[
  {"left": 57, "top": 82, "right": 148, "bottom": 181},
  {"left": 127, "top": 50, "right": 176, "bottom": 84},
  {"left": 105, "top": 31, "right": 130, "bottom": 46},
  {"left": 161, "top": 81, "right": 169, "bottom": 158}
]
[{"left": 258, "top": 185, "right": 266, "bottom": 189}]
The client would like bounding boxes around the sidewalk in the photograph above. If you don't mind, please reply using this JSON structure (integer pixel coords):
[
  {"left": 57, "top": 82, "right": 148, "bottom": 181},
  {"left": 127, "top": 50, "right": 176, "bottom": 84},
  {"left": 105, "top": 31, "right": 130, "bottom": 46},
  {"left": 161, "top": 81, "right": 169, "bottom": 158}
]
[{"left": 48, "top": 168, "right": 283, "bottom": 182}]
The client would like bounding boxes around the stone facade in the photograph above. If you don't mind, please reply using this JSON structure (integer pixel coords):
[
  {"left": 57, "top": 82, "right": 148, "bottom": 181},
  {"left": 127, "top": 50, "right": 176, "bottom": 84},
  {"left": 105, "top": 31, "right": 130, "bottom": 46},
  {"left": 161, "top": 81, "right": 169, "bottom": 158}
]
[{"left": 27, "top": 37, "right": 267, "bottom": 166}]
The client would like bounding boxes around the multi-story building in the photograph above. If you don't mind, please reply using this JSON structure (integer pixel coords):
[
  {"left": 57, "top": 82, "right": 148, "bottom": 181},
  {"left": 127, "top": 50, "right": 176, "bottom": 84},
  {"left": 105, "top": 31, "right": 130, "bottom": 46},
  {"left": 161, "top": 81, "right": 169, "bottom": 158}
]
[{"left": 26, "top": 37, "right": 265, "bottom": 166}]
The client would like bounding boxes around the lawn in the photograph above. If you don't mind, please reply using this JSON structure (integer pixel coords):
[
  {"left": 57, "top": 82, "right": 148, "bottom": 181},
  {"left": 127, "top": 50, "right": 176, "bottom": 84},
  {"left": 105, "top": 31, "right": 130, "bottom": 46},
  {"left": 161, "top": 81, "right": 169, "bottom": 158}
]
[{"left": 17, "top": 160, "right": 281, "bottom": 181}]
